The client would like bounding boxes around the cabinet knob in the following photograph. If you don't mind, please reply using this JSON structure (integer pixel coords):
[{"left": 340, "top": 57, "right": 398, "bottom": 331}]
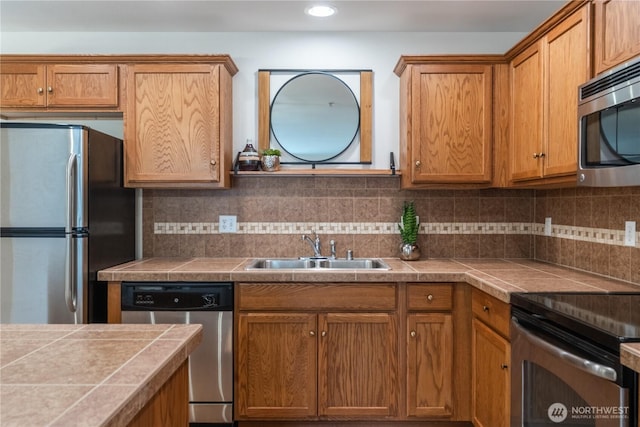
[
  {"left": 427, "top": 294, "right": 434, "bottom": 302},
  {"left": 210, "top": 160, "right": 216, "bottom": 165},
  {"left": 415, "top": 160, "right": 421, "bottom": 168},
  {"left": 532, "top": 152, "right": 546, "bottom": 159},
  {"left": 321, "top": 331, "right": 327, "bottom": 337},
  {"left": 410, "top": 330, "right": 416, "bottom": 338},
  {"left": 37, "top": 87, "right": 44, "bottom": 94},
  {"left": 47, "top": 86, "right": 53, "bottom": 93},
  {"left": 500, "top": 363, "right": 509, "bottom": 370},
  {"left": 483, "top": 305, "right": 489, "bottom": 312},
  {"left": 309, "top": 331, "right": 315, "bottom": 337}
]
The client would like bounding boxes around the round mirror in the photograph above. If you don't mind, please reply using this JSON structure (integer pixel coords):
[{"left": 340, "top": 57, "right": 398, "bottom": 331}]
[{"left": 270, "top": 72, "right": 360, "bottom": 162}]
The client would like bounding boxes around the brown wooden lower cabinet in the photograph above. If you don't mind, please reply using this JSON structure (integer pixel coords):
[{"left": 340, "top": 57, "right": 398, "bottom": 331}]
[
  {"left": 127, "top": 360, "right": 189, "bottom": 427},
  {"left": 471, "top": 289, "right": 511, "bottom": 427},
  {"left": 235, "top": 282, "right": 473, "bottom": 424}
]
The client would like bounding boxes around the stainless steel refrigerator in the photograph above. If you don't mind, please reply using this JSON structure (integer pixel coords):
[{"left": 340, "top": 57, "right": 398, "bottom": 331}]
[{"left": 1, "top": 123, "right": 135, "bottom": 324}]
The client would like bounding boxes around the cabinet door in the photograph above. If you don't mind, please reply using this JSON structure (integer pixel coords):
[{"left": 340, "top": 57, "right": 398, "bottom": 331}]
[
  {"left": 409, "top": 64, "right": 492, "bottom": 184},
  {"left": 124, "top": 64, "right": 222, "bottom": 187},
  {"left": 0, "top": 63, "right": 46, "bottom": 107},
  {"left": 236, "top": 312, "right": 317, "bottom": 419},
  {"left": 318, "top": 313, "right": 398, "bottom": 417},
  {"left": 543, "top": 5, "right": 590, "bottom": 178},
  {"left": 511, "top": 42, "right": 544, "bottom": 182},
  {"left": 407, "top": 313, "right": 453, "bottom": 417},
  {"left": 472, "top": 318, "right": 510, "bottom": 427},
  {"left": 594, "top": 0, "right": 640, "bottom": 75},
  {"left": 46, "top": 64, "right": 118, "bottom": 107}
]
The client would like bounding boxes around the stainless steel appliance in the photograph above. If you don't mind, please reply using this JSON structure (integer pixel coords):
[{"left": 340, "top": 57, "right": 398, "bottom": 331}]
[
  {"left": 578, "top": 54, "right": 640, "bottom": 187},
  {"left": 0, "top": 123, "right": 135, "bottom": 324},
  {"left": 511, "top": 292, "right": 639, "bottom": 426},
  {"left": 121, "top": 282, "right": 233, "bottom": 426}
]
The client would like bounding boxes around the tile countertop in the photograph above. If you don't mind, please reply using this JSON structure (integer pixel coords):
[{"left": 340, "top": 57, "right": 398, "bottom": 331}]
[
  {"left": 99, "top": 257, "right": 640, "bottom": 375},
  {"left": 0, "top": 323, "right": 202, "bottom": 427},
  {"left": 98, "top": 257, "right": 640, "bottom": 303}
]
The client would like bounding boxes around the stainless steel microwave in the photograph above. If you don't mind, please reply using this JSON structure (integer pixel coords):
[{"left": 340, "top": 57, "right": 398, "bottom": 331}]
[{"left": 578, "top": 55, "right": 640, "bottom": 187}]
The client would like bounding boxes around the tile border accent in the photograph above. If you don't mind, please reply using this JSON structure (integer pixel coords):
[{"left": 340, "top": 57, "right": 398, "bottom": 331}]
[{"left": 154, "top": 221, "right": 639, "bottom": 248}]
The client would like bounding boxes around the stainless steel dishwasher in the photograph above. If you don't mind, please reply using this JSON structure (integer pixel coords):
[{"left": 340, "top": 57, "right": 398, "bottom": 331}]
[{"left": 121, "top": 282, "right": 233, "bottom": 426}]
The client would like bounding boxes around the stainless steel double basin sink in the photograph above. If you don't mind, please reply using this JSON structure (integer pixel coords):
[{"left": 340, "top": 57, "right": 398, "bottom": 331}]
[{"left": 245, "top": 258, "right": 390, "bottom": 270}]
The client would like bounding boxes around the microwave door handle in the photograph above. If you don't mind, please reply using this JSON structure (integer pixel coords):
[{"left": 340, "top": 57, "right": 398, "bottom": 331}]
[{"left": 511, "top": 318, "right": 617, "bottom": 382}]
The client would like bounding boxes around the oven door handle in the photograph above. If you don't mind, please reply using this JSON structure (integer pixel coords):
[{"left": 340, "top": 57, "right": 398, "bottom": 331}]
[{"left": 511, "top": 318, "right": 617, "bottom": 382}]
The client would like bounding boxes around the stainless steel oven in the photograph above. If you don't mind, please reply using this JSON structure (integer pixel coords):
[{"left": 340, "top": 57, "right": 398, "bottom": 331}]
[
  {"left": 511, "top": 293, "right": 639, "bottom": 427},
  {"left": 121, "top": 282, "right": 233, "bottom": 426}
]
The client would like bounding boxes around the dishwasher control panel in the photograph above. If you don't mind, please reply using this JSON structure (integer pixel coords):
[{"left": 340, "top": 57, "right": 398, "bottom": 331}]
[{"left": 121, "top": 282, "right": 233, "bottom": 311}]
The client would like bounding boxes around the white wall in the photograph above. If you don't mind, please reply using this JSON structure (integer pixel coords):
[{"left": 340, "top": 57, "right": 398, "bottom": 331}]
[{"left": 1, "top": 31, "right": 527, "bottom": 168}]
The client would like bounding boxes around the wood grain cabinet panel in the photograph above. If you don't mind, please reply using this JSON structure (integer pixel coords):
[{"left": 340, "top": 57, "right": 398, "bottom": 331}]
[
  {"left": 471, "top": 288, "right": 510, "bottom": 427},
  {"left": 235, "top": 283, "right": 399, "bottom": 421},
  {"left": 407, "top": 313, "right": 453, "bottom": 418},
  {"left": 594, "top": 0, "right": 640, "bottom": 75},
  {"left": 124, "top": 63, "right": 233, "bottom": 188},
  {"left": 236, "top": 312, "right": 317, "bottom": 419},
  {"left": 510, "top": 5, "right": 590, "bottom": 184},
  {"left": 1, "top": 63, "right": 118, "bottom": 108},
  {"left": 318, "top": 313, "right": 398, "bottom": 417},
  {"left": 396, "top": 61, "right": 493, "bottom": 187}
]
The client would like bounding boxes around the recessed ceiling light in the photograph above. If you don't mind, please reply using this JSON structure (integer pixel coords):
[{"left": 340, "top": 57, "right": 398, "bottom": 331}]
[{"left": 305, "top": 5, "right": 337, "bottom": 18}]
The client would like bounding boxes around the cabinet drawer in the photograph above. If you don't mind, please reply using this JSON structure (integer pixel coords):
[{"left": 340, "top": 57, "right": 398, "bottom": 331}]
[
  {"left": 471, "top": 288, "right": 510, "bottom": 338},
  {"left": 407, "top": 283, "right": 452, "bottom": 311},
  {"left": 237, "top": 283, "right": 397, "bottom": 311}
]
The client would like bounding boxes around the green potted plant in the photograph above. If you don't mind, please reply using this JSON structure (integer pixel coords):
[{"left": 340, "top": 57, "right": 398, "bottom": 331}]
[
  {"left": 398, "top": 201, "right": 421, "bottom": 260},
  {"left": 261, "top": 148, "right": 281, "bottom": 172}
]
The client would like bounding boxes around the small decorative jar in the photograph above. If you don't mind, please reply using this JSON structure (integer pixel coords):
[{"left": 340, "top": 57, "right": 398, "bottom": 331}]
[{"left": 238, "top": 141, "right": 260, "bottom": 171}]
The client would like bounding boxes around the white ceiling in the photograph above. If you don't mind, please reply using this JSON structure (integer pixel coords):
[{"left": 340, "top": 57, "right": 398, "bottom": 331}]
[{"left": 1, "top": 0, "right": 568, "bottom": 33}]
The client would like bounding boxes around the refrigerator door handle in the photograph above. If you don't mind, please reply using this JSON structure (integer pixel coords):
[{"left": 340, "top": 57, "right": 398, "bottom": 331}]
[
  {"left": 65, "top": 154, "right": 77, "bottom": 233},
  {"left": 65, "top": 154, "right": 78, "bottom": 313}
]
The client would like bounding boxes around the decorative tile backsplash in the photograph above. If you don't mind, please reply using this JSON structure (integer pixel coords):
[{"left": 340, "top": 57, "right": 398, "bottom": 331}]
[
  {"left": 143, "top": 178, "right": 640, "bottom": 284},
  {"left": 154, "top": 221, "right": 638, "bottom": 248}
]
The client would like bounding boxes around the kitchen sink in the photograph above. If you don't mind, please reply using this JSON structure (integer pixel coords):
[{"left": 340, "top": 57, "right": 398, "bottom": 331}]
[{"left": 245, "top": 258, "right": 390, "bottom": 270}]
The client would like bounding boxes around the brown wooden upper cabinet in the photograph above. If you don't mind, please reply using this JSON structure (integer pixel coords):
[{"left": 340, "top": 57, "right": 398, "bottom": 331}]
[
  {"left": 123, "top": 60, "right": 237, "bottom": 188},
  {"left": 510, "top": 5, "right": 590, "bottom": 185},
  {"left": 593, "top": 0, "right": 640, "bottom": 75},
  {"left": 395, "top": 59, "right": 494, "bottom": 188},
  {"left": 1, "top": 63, "right": 119, "bottom": 109}
]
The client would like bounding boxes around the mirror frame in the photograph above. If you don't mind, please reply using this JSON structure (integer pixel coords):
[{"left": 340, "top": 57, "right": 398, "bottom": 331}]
[{"left": 258, "top": 69, "right": 372, "bottom": 164}]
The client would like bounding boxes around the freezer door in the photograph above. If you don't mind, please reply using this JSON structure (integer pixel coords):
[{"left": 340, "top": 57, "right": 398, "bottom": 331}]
[
  {"left": 1, "top": 234, "right": 86, "bottom": 324},
  {"left": 0, "top": 125, "right": 85, "bottom": 228}
]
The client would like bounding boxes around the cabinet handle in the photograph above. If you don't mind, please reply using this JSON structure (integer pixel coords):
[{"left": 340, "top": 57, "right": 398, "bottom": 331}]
[
  {"left": 410, "top": 331, "right": 416, "bottom": 338},
  {"left": 47, "top": 86, "right": 53, "bottom": 93},
  {"left": 321, "top": 331, "right": 326, "bottom": 337},
  {"left": 483, "top": 305, "right": 489, "bottom": 312},
  {"left": 427, "top": 294, "right": 434, "bottom": 302},
  {"left": 37, "top": 87, "right": 44, "bottom": 94},
  {"left": 309, "top": 331, "right": 315, "bottom": 337},
  {"left": 532, "top": 152, "right": 546, "bottom": 159},
  {"left": 501, "top": 363, "right": 509, "bottom": 370},
  {"left": 415, "top": 160, "right": 421, "bottom": 168}
]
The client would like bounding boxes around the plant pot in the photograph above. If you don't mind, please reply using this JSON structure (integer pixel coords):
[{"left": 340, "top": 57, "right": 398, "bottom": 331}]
[
  {"left": 399, "top": 243, "right": 421, "bottom": 261},
  {"left": 261, "top": 155, "right": 280, "bottom": 172}
]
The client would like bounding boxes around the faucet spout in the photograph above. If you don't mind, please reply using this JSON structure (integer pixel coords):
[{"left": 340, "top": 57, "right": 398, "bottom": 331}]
[{"left": 302, "top": 231, "right": 323, "bottom": 258}]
